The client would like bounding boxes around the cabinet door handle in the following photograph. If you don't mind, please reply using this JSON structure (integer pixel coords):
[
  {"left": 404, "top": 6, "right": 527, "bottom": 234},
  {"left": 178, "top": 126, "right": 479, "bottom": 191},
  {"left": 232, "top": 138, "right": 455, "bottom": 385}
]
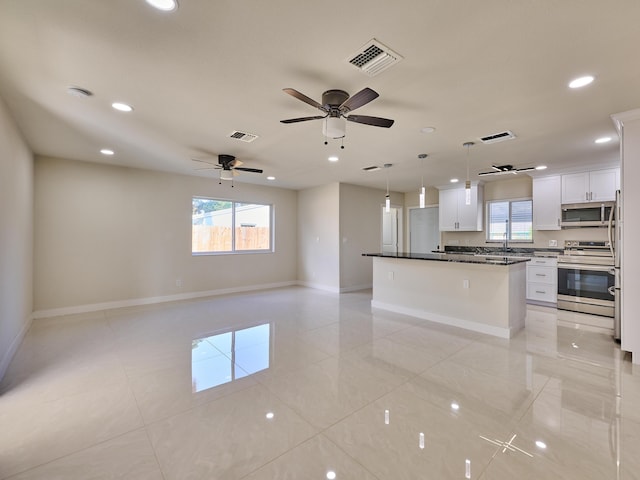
[
  {"left": 536, "top": 290, "right": 546, "bottom": 294},
  {"left": 557, "top": 218, "right": 560, "bottom": 226},
  {"left": 535, "top": 273, "right": 546, "bottom": 277}
]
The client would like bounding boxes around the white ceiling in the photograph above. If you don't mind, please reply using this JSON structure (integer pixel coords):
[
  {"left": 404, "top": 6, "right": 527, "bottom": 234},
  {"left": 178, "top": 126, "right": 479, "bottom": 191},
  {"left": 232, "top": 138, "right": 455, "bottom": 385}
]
[{"left": 0, "top": 0, "right": 638, "bottom": 192}]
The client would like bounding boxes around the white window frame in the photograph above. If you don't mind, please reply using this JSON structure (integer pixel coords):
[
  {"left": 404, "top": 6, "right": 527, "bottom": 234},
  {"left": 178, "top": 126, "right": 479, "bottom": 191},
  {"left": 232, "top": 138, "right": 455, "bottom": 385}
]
[
  {"left": 192, "top": 197, "right": 274, "bottom": 255},
  {"left": 485, "top": 197, "right": 533, "bottom": 243}
]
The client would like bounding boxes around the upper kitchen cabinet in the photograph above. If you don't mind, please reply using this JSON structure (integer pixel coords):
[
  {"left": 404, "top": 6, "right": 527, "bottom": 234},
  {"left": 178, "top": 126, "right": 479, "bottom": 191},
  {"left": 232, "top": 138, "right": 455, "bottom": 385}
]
[
  {"left": 438, "top": 184, "right": 484, "bottom": 231},
  {"left": 561, "top": 168, "right": 620, "bottom": 204},
  {"left": 533, "top": 175, "right": 561, "bottom": 230}
]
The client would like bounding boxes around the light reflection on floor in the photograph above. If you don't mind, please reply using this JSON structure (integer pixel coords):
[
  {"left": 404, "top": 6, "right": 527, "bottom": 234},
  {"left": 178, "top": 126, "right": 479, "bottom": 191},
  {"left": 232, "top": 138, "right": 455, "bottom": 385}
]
[{"left": 192, "top": 323, "right": 271, "bottom": 392}]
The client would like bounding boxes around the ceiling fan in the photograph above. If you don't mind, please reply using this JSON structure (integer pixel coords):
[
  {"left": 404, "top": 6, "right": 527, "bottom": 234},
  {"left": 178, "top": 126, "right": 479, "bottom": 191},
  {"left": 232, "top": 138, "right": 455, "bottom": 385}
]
[
  {"left": 192, "top": 154, "right": 263, "bottom": 182},
  {"left": 478, "top": 164, "right": 536, "bottom": 176},
  {"left": 280, "top": 87, "right": 394, "bottom": 143}
]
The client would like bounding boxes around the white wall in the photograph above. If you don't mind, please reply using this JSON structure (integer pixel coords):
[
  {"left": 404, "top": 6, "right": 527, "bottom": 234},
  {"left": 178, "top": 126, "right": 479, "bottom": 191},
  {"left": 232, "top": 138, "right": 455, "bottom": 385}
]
[
  {"left": 0, "top": 97, "right": 33, "bottom": 379},
  {"left": 33, "top": 156, "right": 297, "bottom": 314},
  {"left": 297, "top": 183, "right": 340, "bottom": 292},
  {"left": 338, "top": 183, "right": 386, "bottom": 291}
]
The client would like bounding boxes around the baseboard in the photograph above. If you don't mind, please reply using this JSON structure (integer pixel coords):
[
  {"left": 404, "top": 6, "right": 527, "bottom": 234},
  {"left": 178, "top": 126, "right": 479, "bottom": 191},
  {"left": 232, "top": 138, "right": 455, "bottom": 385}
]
[
  {"left": 296, "top": 281, "right": 341, "bottom": 293},
  {"left": 32, "top": 281, "right": 298, "bottom": 319},
  {"left": 0, "top": 313, "right": 33, "bottom": 382},
  {"left": 371, "top": 300, "right": 513, "bottom": 339},
  {"left": 339, "top": 284, "right": 372, "bottom": 293}
]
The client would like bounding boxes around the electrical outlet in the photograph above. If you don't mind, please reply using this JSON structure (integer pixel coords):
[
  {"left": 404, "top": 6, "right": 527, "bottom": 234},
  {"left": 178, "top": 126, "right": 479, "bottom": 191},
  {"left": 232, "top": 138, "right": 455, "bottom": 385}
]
[
  {"left": 549, "top": 239, "right": 558, "bottom": 247},
  {"left": 463, "top": 279, "right": 470, "bottom": 289},
  {"left": 176, "top": 278, "right": 183, "bottom": 287},
  {"left": 388, "top": 271, "right": 395, "bottom": 280}
]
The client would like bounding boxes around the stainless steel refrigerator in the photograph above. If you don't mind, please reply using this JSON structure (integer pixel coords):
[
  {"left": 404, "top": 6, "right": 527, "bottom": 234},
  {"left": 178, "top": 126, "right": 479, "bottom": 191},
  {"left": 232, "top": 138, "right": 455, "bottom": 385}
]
[{"left": 609, "top": 190, "right": 622, "bottom": 340}]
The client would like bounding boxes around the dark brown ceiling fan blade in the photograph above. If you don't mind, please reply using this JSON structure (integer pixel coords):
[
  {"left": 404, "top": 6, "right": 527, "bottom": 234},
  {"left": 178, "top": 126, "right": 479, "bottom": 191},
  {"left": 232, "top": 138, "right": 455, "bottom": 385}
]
[
  {"left": 234, "top": 167, "right": 263, "bottom": 174},
  {"left": 282, "top": 88, "right": 324, "bottom": 110},
  {"left": 191, "top": 157, "right": 218, "bottom": 165},
  {"left": 339, "top": 87, "right": 379, "bottom": 112},
  {"left": 280, "top": 115, "right": 327, "bottom": 124},
  {"left": 478, "top": 164, "right": 535, "bottom": 176},
  {"left": 346, "top": 114, "right": 394, "bottom": 128}
]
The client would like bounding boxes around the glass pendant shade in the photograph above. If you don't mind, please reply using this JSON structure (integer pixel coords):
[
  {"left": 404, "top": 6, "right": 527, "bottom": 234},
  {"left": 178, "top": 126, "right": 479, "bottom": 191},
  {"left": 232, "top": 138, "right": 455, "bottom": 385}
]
[
  {"left": 419, "top": 186, "right": 425, "bottom": 208},
  {"left": 322, "top": 117, "right": 346, "bottom": 139},
  {"left": 465, "top": 180, "right": 471, "bottom": 205},
  {"left": 385, "top": 194, "right": 390, "bottom": 213}
]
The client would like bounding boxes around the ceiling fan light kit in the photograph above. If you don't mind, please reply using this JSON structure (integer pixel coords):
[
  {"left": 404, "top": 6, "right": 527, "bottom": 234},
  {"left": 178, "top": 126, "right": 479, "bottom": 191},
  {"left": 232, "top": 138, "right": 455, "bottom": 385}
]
[
  {"left": 280, "top": 87, "right": 394, "bottom": 147},
  {"left": 191, "top": 154, "right": 263, "bottom": 186},
  {"left": 477, "top": 164, "right": 536, "bottom": 176},
  {"left": 323, "top": 117, "right": 346, "bottom": 139}
]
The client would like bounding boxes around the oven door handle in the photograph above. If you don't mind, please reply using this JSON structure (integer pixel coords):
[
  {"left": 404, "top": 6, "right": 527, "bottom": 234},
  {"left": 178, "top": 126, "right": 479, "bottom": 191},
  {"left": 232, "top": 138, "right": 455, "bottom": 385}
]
[
  {"left": 557, "top": 263, "right": 614, "bottom": 272},
  {"left": 608, "top": 286, "right": 615, "bottom": 296}
]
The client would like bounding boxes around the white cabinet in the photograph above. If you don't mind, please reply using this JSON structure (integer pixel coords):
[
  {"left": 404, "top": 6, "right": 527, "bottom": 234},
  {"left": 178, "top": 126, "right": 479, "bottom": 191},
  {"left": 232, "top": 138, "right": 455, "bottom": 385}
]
[
  {"left": 561, "top": 168, "right": 619, "bottom": 203},
  {"left": 589, "top": 169, "right": 619, "bottom": 201},
  {"left": 533, "top": 176, "right": 561, "bottom": 230},
  {"left": 438, "top": 185, "right": 484, "bottom": 231},
  {"left": 526, "top": 257, "right": 557, "bottom": 304}
]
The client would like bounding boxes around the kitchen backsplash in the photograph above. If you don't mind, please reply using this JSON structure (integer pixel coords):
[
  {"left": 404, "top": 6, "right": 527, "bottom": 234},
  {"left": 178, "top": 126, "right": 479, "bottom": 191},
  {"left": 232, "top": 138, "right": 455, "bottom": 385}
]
[{"left": 441, "top": 226, "right": 608, "bottom": 250}]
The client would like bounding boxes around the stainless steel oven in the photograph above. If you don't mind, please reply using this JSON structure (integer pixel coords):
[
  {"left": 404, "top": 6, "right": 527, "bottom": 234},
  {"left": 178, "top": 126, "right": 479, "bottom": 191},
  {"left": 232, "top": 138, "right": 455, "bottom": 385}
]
[{"left": 557, "top": 240, "right": 615, "bottom": 317}]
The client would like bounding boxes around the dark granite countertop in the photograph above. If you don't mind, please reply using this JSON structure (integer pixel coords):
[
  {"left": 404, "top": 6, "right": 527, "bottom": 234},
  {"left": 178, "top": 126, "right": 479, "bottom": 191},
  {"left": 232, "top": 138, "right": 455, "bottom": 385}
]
[
  {"left": 438, "top": 246, "right": 562, "bottom": 257},
  {"left": 362, "top": 252, "right": 530, "bottom": 265}
]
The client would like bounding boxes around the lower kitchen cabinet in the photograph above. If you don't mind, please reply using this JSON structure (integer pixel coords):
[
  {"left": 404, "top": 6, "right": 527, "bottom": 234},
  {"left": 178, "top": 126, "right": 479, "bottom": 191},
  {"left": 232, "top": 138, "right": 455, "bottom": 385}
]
[{"left": 526, "top": 257, "right": 557, "bottom": 305}]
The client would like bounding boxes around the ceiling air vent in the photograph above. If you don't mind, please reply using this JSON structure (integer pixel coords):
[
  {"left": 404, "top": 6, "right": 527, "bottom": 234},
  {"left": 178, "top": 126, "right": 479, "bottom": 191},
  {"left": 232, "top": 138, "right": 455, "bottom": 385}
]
[
  {"left": 347, "top": 39, "right": 403, "bottom": 77},
  {"left": 362, "top": 165, "right": 381, "bottom": 172},
  {"left": 228, "top": 130, "right": 259, "bottom": 143},
  {"left": 479, "top": 130, "right": 516, "bottom": 144}
]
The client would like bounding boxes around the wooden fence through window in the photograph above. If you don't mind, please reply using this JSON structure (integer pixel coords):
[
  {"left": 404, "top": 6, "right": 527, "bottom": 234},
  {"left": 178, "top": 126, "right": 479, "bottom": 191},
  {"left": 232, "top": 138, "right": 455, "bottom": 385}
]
[{"left": 192, "top": 225, "right": 270, "bottom": 252}]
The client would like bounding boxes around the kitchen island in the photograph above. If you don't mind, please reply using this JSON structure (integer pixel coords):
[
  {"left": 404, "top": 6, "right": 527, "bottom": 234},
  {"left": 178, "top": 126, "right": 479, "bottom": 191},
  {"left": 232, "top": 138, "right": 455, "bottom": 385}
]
[{"left": 363, "top": 252, "right": 529, "bottom": 338}]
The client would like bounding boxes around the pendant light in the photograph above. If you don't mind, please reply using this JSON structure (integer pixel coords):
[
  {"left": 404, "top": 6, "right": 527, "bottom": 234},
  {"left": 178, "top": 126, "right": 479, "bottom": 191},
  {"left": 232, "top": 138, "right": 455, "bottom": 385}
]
[
  {"left": 418, "top": 154, "right": 427, "bottom": 208},
  {"left": 463, "top": 142, "right": 474, "bottom": 205},
  {"left": 384, "top": 163, "right": 392, "bottom": 212}
]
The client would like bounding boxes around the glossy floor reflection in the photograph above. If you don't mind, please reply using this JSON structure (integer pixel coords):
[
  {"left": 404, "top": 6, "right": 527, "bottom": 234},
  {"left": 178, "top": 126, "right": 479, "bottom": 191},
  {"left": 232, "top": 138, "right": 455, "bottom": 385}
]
[{"left": 1, "top": 287, "right": 639, "bottom": 479}]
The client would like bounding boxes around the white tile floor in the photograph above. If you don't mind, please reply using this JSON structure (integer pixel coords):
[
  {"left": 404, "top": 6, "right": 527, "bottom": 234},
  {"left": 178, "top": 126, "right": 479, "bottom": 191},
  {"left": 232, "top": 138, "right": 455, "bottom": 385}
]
[{"left": 1, "top": 287, "right": 639, "bottom": 479}]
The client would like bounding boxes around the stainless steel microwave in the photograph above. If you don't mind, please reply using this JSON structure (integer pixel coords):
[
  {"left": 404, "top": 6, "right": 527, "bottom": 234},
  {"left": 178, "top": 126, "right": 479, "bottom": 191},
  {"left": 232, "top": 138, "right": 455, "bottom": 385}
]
[{"left": 560, "top": 202, "right": 614, "bottom": 228}]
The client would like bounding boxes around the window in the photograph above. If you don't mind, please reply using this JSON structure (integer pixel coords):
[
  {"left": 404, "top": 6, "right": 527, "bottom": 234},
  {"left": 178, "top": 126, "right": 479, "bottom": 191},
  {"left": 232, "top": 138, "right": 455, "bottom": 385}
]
[
  {"left": 487, "top": 199, "right": 533, "bottom": 242},
  {"left": 192, "top": 197, "right": 272, "bottom": 254}
]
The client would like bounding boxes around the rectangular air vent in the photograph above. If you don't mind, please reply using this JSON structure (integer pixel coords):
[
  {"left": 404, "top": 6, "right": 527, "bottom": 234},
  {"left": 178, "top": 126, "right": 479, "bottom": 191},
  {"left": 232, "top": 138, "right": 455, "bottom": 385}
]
[
  {"left": 362, "top": 165, "right": 381, "bottom": 172},
  {"left": 347, "top": 39, "right": 403, "bottom": 77},
  {"left": 228, "top": 130, "right": 259, "bottom": 143},
  {"left": 479, "top": 130, "right": 516, "bottom": 144}
]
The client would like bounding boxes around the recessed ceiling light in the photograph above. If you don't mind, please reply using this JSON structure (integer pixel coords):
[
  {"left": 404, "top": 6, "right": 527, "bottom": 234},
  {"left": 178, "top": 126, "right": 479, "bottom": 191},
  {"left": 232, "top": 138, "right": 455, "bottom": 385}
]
[
  {"left": 569, "top": 75, "right": 594, "bottom": 89},
  {"left": 145, "top": 0, "right": 178, "bottom": 11},
  {"left": 111, "top": 102, "right": 133, "bottom": 112},
  {"left": 535, "top": 440, "right": 547, "bottom": 449},
  {"left": 451, "top": 402, "right": 460, "bottom": 410},
  {"left": 328, "top": 156, "right": 339, "bottom": 162},
  {"left": 265, "top": 412, "right": 274, "bottom": 419},
  {"left": 267, "top": 176, "right": 275, "bottom": 181},
  {"left": 100, "top": 149, "right": 115, "bottom": 156},
  {"left": 326, "top": 471, "right": 336, "bottom": 480},
  {"left": 595, "top": 136, "right": 612, "bottom": 144},
  {"left": 535, "top": 165, "right": 547, "bottom": 170},
  {"left": 450, "top": 178, "right": 459, "bottom": 183},
  {"left": 420, "top": 127, "right": 436, "bottom": 134}
]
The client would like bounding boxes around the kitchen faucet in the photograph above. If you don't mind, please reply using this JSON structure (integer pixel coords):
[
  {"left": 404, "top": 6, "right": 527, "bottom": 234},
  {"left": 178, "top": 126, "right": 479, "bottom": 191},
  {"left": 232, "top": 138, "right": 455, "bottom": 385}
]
[{"left": 503, "top": 219, "right": 509, "bottom": 254}]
